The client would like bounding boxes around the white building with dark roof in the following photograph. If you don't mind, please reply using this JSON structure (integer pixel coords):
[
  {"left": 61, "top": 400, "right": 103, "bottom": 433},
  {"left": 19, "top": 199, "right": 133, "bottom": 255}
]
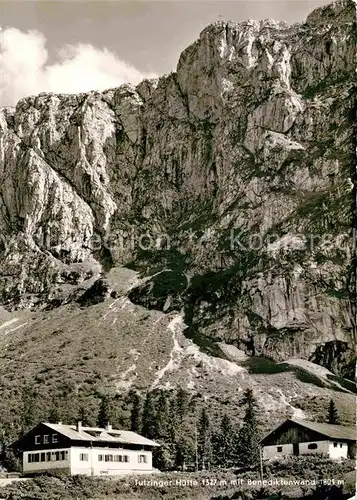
[
  {"left": 10, "top": 421, "right": 160, "bottom": 476},
  {"left": 261, "top": 418, "right": 356, "bottom": 460}
]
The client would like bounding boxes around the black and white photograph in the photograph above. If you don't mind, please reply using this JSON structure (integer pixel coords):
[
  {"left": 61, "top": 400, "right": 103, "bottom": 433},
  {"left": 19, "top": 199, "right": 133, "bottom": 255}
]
[{"left": 0, "top": 0, "right": 356, "bottom": 498}]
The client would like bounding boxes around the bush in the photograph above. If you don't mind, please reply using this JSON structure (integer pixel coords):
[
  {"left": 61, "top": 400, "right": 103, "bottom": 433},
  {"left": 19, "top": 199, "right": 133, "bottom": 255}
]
[{"left": 0, "top": 449, "right": 21, "bottom": 473}]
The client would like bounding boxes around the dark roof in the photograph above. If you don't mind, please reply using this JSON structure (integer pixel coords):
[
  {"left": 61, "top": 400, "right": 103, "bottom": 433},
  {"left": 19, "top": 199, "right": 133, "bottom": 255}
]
[
  {"left": 261, "top": 418, "right": 356, "bottom": 444},
  {"left": 291, "top": 419, "right": 356, "bottom": 441}
]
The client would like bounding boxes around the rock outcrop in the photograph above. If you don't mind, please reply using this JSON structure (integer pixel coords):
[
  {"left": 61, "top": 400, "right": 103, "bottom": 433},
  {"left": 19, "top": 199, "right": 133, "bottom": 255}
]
[{"left": 0, "top": 0, "right": 355, "bottom": 376}]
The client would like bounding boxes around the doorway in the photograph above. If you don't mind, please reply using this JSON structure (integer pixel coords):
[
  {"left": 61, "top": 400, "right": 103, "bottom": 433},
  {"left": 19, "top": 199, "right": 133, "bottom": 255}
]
[{"left": 293, "top": 443, "right": 299, "bottom": 456}]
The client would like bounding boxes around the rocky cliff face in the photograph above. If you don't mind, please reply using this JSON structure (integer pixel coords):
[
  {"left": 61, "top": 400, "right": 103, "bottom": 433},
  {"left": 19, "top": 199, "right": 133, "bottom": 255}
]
[{"left": 0, "top": 0, "right": 355, "bottom": 377}]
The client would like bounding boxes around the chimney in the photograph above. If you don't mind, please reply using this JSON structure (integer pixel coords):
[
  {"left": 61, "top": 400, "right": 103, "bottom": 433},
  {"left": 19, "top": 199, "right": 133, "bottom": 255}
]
[
  {"left": 77, "top": 421, "right": 82, "bottom": 432},
  {"left": 57, "top": 421, "right": 62, "bottom": 425},
  {"left": 106, "top": 423, "right": 112, "bottom": 432}
]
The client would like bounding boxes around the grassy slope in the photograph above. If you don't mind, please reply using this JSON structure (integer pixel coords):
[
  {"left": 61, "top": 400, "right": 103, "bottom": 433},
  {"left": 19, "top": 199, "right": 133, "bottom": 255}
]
[{"left": 0, "top": 268, "right": 355, "bottom": 440}]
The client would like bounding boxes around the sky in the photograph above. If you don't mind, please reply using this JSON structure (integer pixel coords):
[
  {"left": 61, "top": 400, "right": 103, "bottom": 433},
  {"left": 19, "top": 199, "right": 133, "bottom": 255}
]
[{"left": 1, "top": 0, "right": 331, "bottom": 106}]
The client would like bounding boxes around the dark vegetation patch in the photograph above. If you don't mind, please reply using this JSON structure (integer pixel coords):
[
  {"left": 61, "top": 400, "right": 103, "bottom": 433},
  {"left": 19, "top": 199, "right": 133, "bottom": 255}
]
[
  {"left": 173, "top": 197, "right": 216, "bottom": 233},
  {"left": 125, "top": 248, "right": 188, "bottom": 277},
  {"left": 127, "top": 270, "right": 188, "bottom": 312},
  {"left": 290, "top": 187, "right": 351, "bottom": 235},
  {"left": 292, "top": 368, "right": 326, "bottom": 388},
  {"left": 243, "top": 357, "right": 290, "bottom": 375},
  {"left": 301, "top": 72, "right": 353, "bottom": 100},
  {"left": 76, "top": 279, "right": 110, "bottom": 307},
  {"left": 326, "top": 375, "right": 357, "bottom": 394},
  {"left": 183, "top": 327, "right": 225, "bottom": 359}
]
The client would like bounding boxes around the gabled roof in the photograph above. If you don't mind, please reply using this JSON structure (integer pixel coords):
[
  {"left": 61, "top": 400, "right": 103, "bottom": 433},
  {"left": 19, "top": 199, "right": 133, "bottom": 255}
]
[
  {"left": 261, "top": 418, "right": 356, "bottom": 444},
  {"left": 12, "top": 423, "right": 160, "bottom": 448},
  {"left": 290, "top": 419, "right": 356, "bottom": 441},
  {"left": 44, "top": 423, "right": 94, "bottom": 441},
  {"left": 45, "top": 423, "right": 160, "bottom": 447}
]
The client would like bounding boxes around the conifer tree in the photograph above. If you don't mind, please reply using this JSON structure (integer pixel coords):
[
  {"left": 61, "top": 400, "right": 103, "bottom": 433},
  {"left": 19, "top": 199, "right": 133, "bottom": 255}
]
[
  {"left": 174, "top": 439, "right": 187, "bottom": 470},
  {"left": 197, "top": 407, "right": 212, "bottom": 470},
  {"left": 0, "top": 426, "right": 20, "bottom": 473},
  {"left": 97, "top": 396, "right": 110, "bottom": 428},
  {"left": 129, "top": 392, "right": 143, "bottom": 433},
  {"left": 174, "top": 437, "right": 195, "bottom": 471},
  {"left": 327, "top": 399, "right": 340, "bottom": 424},
  {"left": 216, "top": 414, "right": 235, "bottom": 467},
  {"left": 142, "top": 391, "right": 157, "bottom": 439},
  {"left": 153, "top": 441, "right": 175, "bottom": 471},
  {"left": 168, "top": 395, "right": 179, "bottom": 443},
  {"left": 167, "top": 392, "right": 184, "bottom": 469},
  {"left": 176, "top": 387, "right": 189, "bottom": 424},
  {"left": 237, "top": 389, "right": 260, "bottom": 467},
  {"left": 0, "top": 447, "right": 21, "bottom": 472},
  {"left": 155, "top": 390, "right": 171, "bottom": 440}
]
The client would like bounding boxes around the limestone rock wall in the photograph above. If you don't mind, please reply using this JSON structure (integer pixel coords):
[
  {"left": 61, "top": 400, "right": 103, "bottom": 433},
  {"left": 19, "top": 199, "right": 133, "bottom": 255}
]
[{"left": 0, "top": 0, "right": 355, "bottom": 374}]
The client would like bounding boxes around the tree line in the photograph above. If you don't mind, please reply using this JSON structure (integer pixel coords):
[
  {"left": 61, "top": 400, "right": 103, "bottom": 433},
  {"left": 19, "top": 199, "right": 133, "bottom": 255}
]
[
  {"left": 0, "top": 386, "right": 342, "bottom": 472},
  {"left": 126, "top": 387, "right": 261, "bottom": 470},
  {"left": 0, "top": 387, "right": 262, "bottom": 472},
  {"left": 93, "top": 387, "right": 262, "bottom": 471}
]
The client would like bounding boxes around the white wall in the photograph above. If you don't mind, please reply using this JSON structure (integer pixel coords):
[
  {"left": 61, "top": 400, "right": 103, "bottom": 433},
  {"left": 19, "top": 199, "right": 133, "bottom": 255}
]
[
  {"left": 23, "top": 448, "right": 71, "bottom": 474},
  {"left": 263, "top": 440, "right": 349, "bottom": 460},
  {"left": 299, "top": 440, "right": 330, "bottom": 456},
  {"left": 69, "top": 447, "right": 92, "bottom": 476},
  {"left": 328, "top": 442, "right": 348, "bottom": 459},
  {"left": 299, "top": 440, "right": 338, "bottom": 457},
  {"left": 263, "top": 443, "right": 294, "bottom": 460},
  {"left": 70, "top": 447, "right": 154, "bottom": 476},
  {"left": 23, "top": 446, "right": 155, "bottom": 476}
]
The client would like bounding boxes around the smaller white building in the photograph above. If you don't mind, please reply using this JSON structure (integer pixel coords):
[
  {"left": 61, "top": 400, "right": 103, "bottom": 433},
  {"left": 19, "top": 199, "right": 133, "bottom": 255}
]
[
  {"left": 261, "top": 418, "right": 356, "bottom": 461},
  {"left": 11, "top": 421, "right": 160, "bottom": 476}
]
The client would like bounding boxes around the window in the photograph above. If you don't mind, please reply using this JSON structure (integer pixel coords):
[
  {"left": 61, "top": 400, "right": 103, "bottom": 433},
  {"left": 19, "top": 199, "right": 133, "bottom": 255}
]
[
  {"left": 35, "top": 435, "right": 41, "bottom": 445},
  {"left": 30, "top": 452, "right": 67, "bottom": 463},
  {"left": 52, "top": 434, "right": 58, "bottom": 443},
  {"left": 333, "top": 443, "right": 338, "bottom": 448},
  {"left": 340, "top": 443, "right": 343, "bottom": 448},
  {"left": 102, "top": 454, "right": 129, "bottom": 463},
  {"left": 43, "top": 435, "right": 49, "bottom": 444},
  {"left": 276, "top": 446, "right": 283, "bottom": 453},
  {"left": 38, "top": 451, "right": 67, "bottom": 462},
  {"left": 138, "top": 454, "right": 148, "bottom": 464},
  {"left": 80, "top": 453, "right": 88, "bottom": 461},
  {"left": 307, "top": 443, "right": 318, "bottom": 450}
]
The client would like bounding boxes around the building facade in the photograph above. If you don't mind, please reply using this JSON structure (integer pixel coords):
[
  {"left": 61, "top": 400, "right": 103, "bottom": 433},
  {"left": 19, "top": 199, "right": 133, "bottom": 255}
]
[
  {"left": 261, "top": 418, "right": 356, "bottom": 461},
  {"left": 11, "top": 422, "right": 160, "bottom": 476}
]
